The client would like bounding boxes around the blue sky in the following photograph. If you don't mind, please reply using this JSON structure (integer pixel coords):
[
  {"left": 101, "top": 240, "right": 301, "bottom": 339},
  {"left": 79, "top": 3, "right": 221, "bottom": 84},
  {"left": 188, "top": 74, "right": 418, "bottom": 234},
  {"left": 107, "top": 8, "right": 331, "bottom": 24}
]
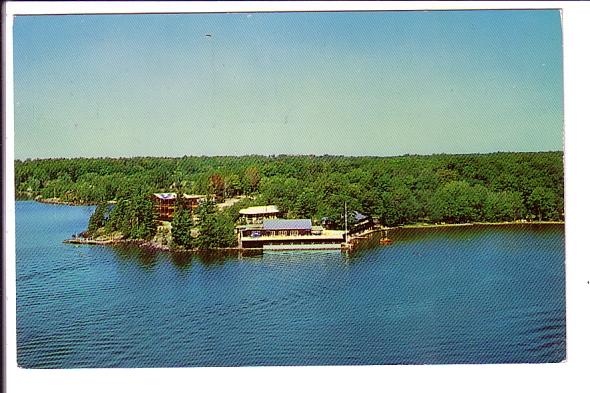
[{"left": 13, "top": 10, "right": 563, "bottom": 159}]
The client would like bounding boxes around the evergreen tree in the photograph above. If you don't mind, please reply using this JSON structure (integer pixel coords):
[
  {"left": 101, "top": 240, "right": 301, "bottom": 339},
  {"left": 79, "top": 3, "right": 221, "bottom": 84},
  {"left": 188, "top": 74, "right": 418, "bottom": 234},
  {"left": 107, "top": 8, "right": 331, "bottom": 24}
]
[
  {"left": 171, "top": 194, "right": 194, "bottom": 248},
  {"left": 88, "top": 203, "right": 107, "bottom": 234},
  {"left": 194, "top": 199, "right": 236, "bottom": 249},
  {"left": 103, "top": 193, "right": 157, "bottom": 240},
  {"left": 128, "top": 194, "right": 158, "bottom": 239}
]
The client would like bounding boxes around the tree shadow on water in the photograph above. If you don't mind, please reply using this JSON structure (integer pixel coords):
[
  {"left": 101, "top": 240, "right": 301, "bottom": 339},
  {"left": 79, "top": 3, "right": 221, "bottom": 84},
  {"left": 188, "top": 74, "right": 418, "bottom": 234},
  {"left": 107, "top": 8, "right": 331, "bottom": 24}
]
[
  {"left": 196, "top": 250, "right": 231, "bottom": 268},
  {"left": 196, "top": 249, "right": 265, "bottom": 268},
  {"left": 170, "top": 251, "right": 193, "bottom": 270},
  {"left": 112, "top": 244, "right": 159, "bottom": 270},
  {"left": 136, "top": 249, "right": 158, "bottom": 269}
]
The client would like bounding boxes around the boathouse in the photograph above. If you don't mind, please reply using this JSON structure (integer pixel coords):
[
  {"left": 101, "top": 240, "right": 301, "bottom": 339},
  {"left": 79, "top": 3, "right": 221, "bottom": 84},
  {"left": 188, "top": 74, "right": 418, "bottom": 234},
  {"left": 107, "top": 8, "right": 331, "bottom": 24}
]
[
  {"left": 264, "top": 218, "right": 312, "bottom": 236},
  {"left": 239, "top": 205, "right": 281, "bottom": 224},
  {"left": 239, "top": 219, "right": 345, "bottom": 249},
  {"left": 152, "top": 193, "right": 207, "bottom": 221}
]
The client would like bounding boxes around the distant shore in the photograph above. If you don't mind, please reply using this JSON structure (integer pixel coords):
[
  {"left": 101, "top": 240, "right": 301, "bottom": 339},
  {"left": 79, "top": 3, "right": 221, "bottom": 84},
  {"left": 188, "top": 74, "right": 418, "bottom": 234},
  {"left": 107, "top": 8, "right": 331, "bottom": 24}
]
[
  {"left": 32, "top": 197, "right": 116, "bottom": 206},
  {"left": 365, "top": 220, "right": 565, "bottom": 235},
  {"left": 399, "top": 221, "right": 564, "bottom": 228},
  {"left": 34, "top": 197, "right": 97, "bottom": 206},
  {"left": 345, "top": 221, "right": 564, "bottom": 251}
]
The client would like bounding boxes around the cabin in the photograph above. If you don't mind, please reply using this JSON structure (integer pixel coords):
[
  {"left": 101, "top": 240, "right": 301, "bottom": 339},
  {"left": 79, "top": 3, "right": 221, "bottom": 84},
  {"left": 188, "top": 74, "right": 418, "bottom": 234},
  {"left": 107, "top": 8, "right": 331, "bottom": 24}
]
[
  {"left": 152, "top": 193, "right": 207, "bottom": 221},
  {"left": 239, "top": 219, "right": 345, "bottom": 249},
  {"left": 321, "top": 211, "right": 374, "bottom": 233},
  {"left": 239, "top": 205, "right": 281, "bottom": 224},
  {"left": 321, "top": 217, "right": 336, "bottom": 230},
  {"left": 349, "top": 211, "right": 374, "bottom": 234}
]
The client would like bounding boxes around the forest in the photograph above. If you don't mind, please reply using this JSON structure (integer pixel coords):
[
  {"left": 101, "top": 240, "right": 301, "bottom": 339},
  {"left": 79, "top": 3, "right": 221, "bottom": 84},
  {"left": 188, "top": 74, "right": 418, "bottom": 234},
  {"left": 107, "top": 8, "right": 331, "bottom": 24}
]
[{"left": 15, "top": 152, "right": 564, "bottom": 246}]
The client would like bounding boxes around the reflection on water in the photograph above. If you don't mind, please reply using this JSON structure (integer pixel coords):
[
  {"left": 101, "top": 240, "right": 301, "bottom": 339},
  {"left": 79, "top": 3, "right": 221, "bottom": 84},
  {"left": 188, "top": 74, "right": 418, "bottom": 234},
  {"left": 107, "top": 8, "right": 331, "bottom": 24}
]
[
  {"left": 16, "top": 202, "right": 565, "bottom": 368},
  {"left": 170, "top": 252, "right": 193, "bottom": 270},
  {"left": 110, "top": 245, "right": 267, "bottom": 270},
  {"left": 353, "top": 224, "right": 565, "bottom": 252},
  {"left": 112, "top": 244, "right": 159, "bottom": 270}
]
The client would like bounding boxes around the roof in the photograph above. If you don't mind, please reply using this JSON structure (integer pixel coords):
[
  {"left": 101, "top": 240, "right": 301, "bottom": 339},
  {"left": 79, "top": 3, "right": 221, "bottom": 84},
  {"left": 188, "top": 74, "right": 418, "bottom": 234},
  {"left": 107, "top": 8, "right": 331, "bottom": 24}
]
[
  {"left": 321, "top": 213, "right": 368, "bottom": 222},
  {"left": 239, "top": 205, "right": 280, "bottom": 215},
  {"left": 154, "top": 193, "right": 176, "bottom": 200},
  {"left": 183, "top": 194, "right": 207, "bottom": 200},
  {"left": 153, "top": 193, "right": 207, "bottom": 200},
  {"left": 263, "top": 219, "right": 312, "bottom": 230},
  {"left": 354, "top": 211, "right": 368, "bottom": 222}
]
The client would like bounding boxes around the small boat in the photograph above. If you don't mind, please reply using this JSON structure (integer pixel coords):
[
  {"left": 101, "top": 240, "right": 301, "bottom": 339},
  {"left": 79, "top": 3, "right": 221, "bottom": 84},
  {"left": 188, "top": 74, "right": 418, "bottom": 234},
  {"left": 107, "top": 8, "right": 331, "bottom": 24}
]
[{"left": 379, "top": 237, "right": 393, "bottom": 245}]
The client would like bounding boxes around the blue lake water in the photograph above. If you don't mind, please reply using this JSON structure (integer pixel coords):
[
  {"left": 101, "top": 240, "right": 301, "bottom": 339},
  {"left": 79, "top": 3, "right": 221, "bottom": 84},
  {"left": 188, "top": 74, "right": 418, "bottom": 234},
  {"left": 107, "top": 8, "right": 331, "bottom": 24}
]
[{"left": 15, "top": 201, "right": 566, "bottom": 368}]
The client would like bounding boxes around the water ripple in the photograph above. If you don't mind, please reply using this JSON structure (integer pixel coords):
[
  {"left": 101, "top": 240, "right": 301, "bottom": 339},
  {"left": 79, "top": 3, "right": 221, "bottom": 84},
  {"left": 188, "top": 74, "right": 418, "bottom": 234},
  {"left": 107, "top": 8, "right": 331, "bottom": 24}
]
[{"left": 16, "top": 202, "right": 566, "bottom": 367}]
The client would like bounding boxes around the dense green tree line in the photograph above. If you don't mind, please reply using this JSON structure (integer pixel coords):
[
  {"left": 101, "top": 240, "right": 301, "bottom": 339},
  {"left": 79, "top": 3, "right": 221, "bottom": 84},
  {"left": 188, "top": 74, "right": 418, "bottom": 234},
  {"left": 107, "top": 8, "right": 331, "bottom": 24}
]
[
  {"left": 171, "top": 194, "right": 194, "bottom": 248},
  {"left": 17, "top": 152, "right": 564, "bottom": 230},
  {"left": 193, "top": 199, "right": 237, "bottom": 249},
  {"left": 86, "top": 191, "right": 158, "bottom": 240}
]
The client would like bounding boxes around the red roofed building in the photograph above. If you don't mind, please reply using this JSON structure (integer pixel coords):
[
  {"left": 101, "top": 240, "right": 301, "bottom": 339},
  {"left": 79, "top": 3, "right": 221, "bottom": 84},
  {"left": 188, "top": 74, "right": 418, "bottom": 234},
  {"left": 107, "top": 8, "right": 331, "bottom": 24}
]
[{"left": 152, "top": 193, "right": 207, "bottom": 221}]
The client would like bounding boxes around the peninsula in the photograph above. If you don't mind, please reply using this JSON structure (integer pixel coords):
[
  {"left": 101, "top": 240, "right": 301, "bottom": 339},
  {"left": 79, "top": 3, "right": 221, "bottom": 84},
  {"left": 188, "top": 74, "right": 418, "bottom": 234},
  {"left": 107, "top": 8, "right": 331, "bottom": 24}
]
[{"left": 15, "top": 152, "right": 564, "bottom": 251}]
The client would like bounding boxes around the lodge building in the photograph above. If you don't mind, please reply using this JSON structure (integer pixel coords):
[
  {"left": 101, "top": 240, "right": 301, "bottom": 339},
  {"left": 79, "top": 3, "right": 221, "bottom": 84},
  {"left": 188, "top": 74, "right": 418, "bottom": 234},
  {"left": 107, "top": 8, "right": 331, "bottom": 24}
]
[{"left": 151, "top": 193, "right": 207, "bottom": 221}]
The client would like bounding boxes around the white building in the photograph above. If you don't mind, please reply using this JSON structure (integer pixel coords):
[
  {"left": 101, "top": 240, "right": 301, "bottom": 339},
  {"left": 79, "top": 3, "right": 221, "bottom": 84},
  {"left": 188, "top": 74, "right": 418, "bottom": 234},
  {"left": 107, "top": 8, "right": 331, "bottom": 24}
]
[{"left": 239, "top": 205, "right": 280, "bottom": 224}]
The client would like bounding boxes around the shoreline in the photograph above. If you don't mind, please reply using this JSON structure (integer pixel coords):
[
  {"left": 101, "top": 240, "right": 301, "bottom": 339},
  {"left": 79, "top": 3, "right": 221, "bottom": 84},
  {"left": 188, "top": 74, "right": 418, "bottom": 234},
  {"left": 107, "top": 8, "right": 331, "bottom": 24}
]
[
  {"left": 24, "top": 197, "right": 116, "bottom": 206},
  {"left": 64, "top": 237, "right": 249, "bottom": 253},
  {"left": 399, "top": 220, "right": 564, "bottom": 229},
  {"left": 34, "top": 197, "right": 98, "bottom": 206},
  {"left": 346, "top": 221, "right": 564, "bottom": 251},
  {"left": 65, "top": 220, "right": 564, "bottom": 254},
  {"left": 352, "top": 220, "right": 565, "bottom": 237}
]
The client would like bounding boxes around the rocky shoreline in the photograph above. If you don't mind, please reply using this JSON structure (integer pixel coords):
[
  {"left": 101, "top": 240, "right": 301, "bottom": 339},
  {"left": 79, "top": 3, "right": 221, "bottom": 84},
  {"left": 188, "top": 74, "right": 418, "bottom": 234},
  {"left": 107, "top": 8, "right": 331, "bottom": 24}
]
[
  {"left": 64, "top": 237, "right": 247, "bottom": 253},
  {"left": 34, "top": 197, "right": 116, "bottom": 206}
]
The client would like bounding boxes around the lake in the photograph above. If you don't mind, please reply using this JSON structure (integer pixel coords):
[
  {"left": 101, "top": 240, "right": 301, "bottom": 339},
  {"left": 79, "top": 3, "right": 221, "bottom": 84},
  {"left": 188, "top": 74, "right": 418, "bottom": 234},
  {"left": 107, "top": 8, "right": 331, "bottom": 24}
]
[{"left": 15, "top": 201, "right": 565, "bottom": 368}]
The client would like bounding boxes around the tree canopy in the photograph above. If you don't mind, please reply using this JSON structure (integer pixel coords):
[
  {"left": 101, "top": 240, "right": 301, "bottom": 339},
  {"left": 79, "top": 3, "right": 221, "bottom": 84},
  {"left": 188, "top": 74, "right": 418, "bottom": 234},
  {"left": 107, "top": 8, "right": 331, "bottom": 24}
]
[
  {"left": 16, "top": 152, "right": 564, "bottom": 231},
  {"left": 194, "top": 199, "right": 236, "bottom": 249}
]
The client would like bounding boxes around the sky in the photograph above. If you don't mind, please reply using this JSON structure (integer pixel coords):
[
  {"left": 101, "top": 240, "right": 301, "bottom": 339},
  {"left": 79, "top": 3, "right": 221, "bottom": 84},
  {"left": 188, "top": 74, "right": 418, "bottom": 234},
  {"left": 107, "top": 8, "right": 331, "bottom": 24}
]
[{"left": 13, "top": 10, "right": 563, "bottom": 159}]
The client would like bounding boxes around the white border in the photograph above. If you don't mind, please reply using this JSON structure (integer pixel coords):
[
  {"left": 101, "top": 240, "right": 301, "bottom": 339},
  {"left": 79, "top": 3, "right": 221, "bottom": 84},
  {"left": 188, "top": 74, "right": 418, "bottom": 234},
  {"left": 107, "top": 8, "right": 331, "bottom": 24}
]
[{"left": 3, "top": 2, "right": 589, "bottom": 393}]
